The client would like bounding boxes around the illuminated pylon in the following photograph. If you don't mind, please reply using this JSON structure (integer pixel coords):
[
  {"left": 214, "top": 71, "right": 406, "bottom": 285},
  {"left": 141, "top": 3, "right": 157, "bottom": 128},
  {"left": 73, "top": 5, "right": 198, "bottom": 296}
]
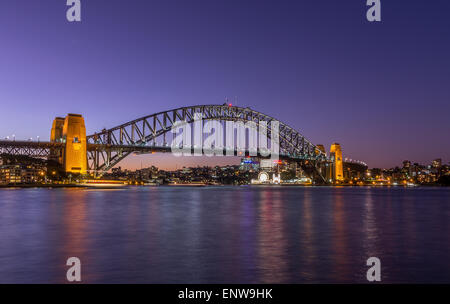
[
  {"left": 51, "top": 114, "right": 87, "bottom": 174},
  {"left": 330, "top": 143, "right": 344, "bottom": 182}
]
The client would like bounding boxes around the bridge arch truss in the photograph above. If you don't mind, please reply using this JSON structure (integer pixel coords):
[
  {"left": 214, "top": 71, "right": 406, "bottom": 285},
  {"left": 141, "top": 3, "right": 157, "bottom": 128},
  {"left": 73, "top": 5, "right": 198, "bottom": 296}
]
[{"left": 86, "top": 105, "right": 327, "bottom": 173}]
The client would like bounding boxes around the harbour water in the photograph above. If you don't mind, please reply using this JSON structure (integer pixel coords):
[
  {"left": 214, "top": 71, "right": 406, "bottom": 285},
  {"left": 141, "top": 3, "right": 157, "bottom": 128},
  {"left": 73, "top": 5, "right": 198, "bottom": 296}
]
[{"left": 0, "top": 186, "right": 449, "bottom": 283}]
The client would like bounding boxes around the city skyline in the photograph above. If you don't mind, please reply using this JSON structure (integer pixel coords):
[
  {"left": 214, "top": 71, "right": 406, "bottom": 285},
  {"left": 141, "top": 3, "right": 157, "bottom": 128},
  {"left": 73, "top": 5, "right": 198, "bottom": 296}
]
[{"left": 1, "top": 1, "right": 449, "bottom": 169}]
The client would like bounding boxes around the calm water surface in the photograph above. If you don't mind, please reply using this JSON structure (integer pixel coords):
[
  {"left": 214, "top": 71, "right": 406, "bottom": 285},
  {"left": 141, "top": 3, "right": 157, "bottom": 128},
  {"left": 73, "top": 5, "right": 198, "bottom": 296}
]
[{"left": 0, "top": 186, "right": 449, "bottom": 283}]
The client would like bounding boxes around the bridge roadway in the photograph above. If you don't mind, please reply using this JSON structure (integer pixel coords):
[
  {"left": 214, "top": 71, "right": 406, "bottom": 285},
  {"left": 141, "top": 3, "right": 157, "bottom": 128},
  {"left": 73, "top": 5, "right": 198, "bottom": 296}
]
[
  {"left": 0, "top": 140, "right": 63, "bottom": 158},
  {"left": 0, "top": 140, "right": 327, "bottom": 161}
]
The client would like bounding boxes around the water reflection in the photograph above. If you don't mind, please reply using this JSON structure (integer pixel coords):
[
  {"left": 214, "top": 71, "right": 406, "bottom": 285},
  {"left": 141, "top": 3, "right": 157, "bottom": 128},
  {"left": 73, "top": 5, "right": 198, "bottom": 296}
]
[
  {"left": 362, "top": 189, "right": 379, "bottom": 258},
  {"left": 298, "top": 188, "right": 316, "bottom": 281},
  {"left": 0, "top": 186, "right": 449, "bottom": 283},
  {"left": 59, "top": 189, "right": 89, "bottom": 283},
  {"left": 330, "top": 189, "right": 352, "bottom": 281},
  {"left": 257, "top": 189, "right": 288, "bottom": 283}
]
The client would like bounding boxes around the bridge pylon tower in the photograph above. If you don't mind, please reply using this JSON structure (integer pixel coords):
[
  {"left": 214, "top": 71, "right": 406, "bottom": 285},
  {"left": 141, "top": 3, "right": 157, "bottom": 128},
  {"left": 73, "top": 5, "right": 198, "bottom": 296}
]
[
  {"left": 330, "top": 143, "right": 344, "bottom": 182},
  {"left": 50, "top": 114, "right": 88, "bottom": 175}
]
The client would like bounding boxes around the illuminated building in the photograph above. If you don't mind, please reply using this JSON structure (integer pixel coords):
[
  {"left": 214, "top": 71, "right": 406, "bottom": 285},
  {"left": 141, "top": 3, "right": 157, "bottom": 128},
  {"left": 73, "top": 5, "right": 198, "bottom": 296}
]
[
  {"left": 343, "top": 162, "right": 367, "bottom": 181},
  {"left": 0, "top": 164, "right": 46, "bottom": 185},
  {"left": 402, "top": 160, "right": 412, "bottom": 176},
  {"left": 239, "top": 157, "right": 260, "bottom": 171},
  {"left": 260, "top": 159, "right": 277, "bottom": 170},
  {"left": 272, "top": 173, "right": 281, "bottom": 184},
  {"left": 432, "top": 159, "right": 442, "bottom": 168},
  {"left": 330, "top": 143, "right": 344, "bottom": 182},
  {"left": 0, "top": 165, "right": 22, "bottom": 184}
]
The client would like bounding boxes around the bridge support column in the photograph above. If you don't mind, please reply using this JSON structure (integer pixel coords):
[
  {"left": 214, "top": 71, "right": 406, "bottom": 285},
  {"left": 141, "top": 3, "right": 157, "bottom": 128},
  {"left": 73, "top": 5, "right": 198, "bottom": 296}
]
[
  {"left": 50, "top": 117, "right": 65, "bottom": 164},
  {"left": 330, "top": 143, "right": 344, "bottom": 183},
  {"left": 50, "top": 114, "right": 88, "bottom": 175},
  {"left": 62, "top": 114, "right": 87, "bottom": 175}
]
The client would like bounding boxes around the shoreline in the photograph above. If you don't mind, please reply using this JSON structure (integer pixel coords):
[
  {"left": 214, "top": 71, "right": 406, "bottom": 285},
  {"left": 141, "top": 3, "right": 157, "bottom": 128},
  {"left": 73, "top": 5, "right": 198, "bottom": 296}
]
[
  {"left": 0, "top": 183, "right": 447, "bottom": 189},
  {"left": 0, "top": 184, "right": 88, "bottom": 189}
]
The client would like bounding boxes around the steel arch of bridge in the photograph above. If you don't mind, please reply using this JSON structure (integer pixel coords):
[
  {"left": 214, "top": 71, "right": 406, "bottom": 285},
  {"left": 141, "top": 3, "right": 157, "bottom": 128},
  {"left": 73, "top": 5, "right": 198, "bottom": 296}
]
[{"left": 86, "top": 105, "right": 327, "bottom": 173}]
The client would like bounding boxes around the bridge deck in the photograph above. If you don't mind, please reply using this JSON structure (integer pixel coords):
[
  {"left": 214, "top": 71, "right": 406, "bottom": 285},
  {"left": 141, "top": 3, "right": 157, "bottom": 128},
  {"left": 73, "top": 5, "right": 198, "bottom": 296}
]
[{"left": 0, "top": 140, "right": 329, "bottom": 161}]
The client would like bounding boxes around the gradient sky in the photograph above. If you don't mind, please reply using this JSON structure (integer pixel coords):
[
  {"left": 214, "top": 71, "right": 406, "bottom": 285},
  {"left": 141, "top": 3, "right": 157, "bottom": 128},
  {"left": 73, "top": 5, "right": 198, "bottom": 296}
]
[{"left": 0, "top": 0, "right": 449, "bottom": 170}]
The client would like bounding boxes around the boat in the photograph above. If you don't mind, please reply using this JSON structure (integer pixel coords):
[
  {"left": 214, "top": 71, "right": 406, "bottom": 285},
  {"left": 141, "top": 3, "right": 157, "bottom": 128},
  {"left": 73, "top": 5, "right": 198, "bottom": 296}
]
[{"left": 79, "top": 179, "right": 128, "bottom": 188}]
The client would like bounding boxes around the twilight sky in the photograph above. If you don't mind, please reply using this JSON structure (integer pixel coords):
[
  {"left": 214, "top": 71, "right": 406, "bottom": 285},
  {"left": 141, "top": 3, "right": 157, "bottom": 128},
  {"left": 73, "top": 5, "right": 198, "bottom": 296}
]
[{"left": 0, "top": 0, "right": 449, "bottom": 169}]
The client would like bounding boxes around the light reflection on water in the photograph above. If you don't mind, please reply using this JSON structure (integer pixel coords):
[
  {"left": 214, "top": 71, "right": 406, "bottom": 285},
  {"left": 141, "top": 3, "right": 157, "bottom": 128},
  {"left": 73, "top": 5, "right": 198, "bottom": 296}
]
[
  {"left": 0, "top": 186, "right": 449, "bottom": 283},
  {"left": 258, "top": 189, "right": 288, "bottom": 283}
]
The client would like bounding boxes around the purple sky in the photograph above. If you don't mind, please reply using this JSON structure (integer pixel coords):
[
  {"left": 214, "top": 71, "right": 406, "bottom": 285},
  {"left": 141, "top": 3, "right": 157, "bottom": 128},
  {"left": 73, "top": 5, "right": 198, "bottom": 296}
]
[{"left": 0, "top": 0, "right": 449, "bottom": 169}]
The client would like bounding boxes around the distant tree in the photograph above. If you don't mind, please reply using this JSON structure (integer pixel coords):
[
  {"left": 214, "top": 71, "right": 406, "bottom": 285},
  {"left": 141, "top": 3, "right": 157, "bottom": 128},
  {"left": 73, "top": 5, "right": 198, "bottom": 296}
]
[
  {"left": 437, "top": 175, "right": 450, "bottom": 186},
  {"left": 281, "top": 170, "right": 296, "bottom": 180}
]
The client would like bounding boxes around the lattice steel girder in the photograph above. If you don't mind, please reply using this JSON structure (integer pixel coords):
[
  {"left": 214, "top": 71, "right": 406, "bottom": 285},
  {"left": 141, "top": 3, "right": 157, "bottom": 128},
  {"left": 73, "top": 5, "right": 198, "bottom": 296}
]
[
  {"left": 0, "top": 141, "right": 63, "bottom": 158},
  {"left": 86, "top": 105, "right": 328, "bottom": 172}
]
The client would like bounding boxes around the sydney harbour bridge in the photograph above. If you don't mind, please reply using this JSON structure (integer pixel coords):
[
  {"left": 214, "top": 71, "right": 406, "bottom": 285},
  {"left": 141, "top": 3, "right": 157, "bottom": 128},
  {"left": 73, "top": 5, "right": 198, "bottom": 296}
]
[{"left": 0, "top": 104, "right": 366, "bottom": 183}]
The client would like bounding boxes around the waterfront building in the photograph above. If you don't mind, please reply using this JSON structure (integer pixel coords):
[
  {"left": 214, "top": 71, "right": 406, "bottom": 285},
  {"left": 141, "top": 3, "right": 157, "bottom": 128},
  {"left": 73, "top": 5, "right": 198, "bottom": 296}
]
[
  {"left": 239, "top": 157, "right": 259, "bottom": 171},
  {"left": 0, "top": 164, "right": 46, "bottom": 185},
  {"left": 0, "top": 165, "right": 22, "bottom": 184}
]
